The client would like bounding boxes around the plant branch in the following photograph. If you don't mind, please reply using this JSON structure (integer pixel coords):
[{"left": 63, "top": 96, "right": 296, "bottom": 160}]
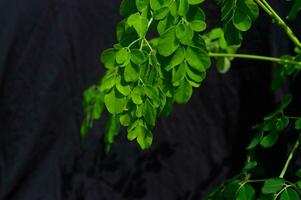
[
  {"left": 279, "top": 136, "right": 300, "bottom": 178},
  {"left": 255, "top": 0, "right": 301, "bottom": 49},
  {"left": 208, "top": 52, "right": 301, "bottom": 66}
]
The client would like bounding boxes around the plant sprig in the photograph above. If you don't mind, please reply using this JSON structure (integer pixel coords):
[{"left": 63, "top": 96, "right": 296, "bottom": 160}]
[{"left": 81, "top": 0, "right": 301, "bottom": 198}]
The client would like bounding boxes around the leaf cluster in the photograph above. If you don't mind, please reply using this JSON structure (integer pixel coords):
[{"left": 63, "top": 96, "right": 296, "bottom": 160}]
[{"left": 82, "top": 0, "right": 211, "bottom": 152}]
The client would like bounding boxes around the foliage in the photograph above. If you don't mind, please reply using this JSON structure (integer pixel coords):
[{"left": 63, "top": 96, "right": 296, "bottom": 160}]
[{"left": 81, "top": 0, "right": 301, "bottom": 199}]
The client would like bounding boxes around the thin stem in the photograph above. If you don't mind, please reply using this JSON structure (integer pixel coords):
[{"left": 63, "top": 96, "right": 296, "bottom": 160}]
[
  {"left": 254, "top": 0, "right": 273, "bottom": 16},
  {"left": 208, "top": 52, "right": 301, "bottom": 66},
  {"left": 274, "top": 185, "right": 291, "bottom": 200},
  {"left": 144, "top": 39, "right": 153, "bottom": 52},
  {"left": 255, "top": 0, "right": 301, "bottom": 49},
  {"left": 127, "top": 38, "right": 141, "bottom": 49},
  {"left": 279, "top": 137, "right": 300, "bottom": 178}
]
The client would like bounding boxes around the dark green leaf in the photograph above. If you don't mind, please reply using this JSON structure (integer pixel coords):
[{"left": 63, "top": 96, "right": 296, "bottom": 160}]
[
  {"left": 120, "top": 0, "right": 137, "bottom": 16},
  {"left": 296, "top": 168, "right": 301, "bottom": 178},
  {"left": 237, "top": 184, "right": 256, "bottom": 200},
  {"left": 247, "top": 131, "right": 263, "bottom": 149},
  {"left": 144, "top": 99, "right": 157, "bottom": 127},
  {"left": 262, "top": 178, "right": 285, "bottom": 194},
  {"left": 287, "top": 0, "right": 301, "bottom": 20},
  {"left": 104, "top": 115, "right": 120, "bottom": 154},
  {"left": 295, "top": 119, "right": 301, "bottom": 130},
  {"left": 260, "top": 131, "right": 279, "bottom": 148},
  {"left": 280, "top": 188, "right": 300, "bottom": 200}
]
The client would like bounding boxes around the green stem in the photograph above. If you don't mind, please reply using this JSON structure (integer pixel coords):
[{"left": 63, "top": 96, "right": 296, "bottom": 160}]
[
  {"left": 254, "top": 0, "right": 273, "bottom": 16},
  {"left": 208, "top": 52, "right": 301, "bottom": 66},
  {"left": 255, "top": 0, "right": 301, "bottom": 49},
  {"left": 279, "top": 137, "right": 300, "bottom": 178}
]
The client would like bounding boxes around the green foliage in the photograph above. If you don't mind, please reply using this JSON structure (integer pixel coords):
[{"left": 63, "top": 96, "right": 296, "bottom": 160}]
[
  {"left": 203, "top": 28, "right": 238, "bottom": 73},
  {"left": 217, "top": 0, "right": 259, "bottom": 45},
  {"left": 272, "top": 54, "right": 301, "bottom": 90},
  {"left": 81, "top": 0, "right": 301, "bottom": 199},
  {"left": 82, "top": 0, "right": 210, "bottom": 151}
]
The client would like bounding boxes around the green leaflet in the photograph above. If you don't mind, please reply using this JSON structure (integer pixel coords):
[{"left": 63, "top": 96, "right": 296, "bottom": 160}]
[
  {"left": 127, "top": 120, "right": 153, "bottom": 150},
  {"left": 287, "top": 0, "right": 301, "bottom": 20},
  {"left": 104, "top": 88, "right": 128, "bottom": 114},
  {"left": 101, "top": 48, "right": 117, "bottom": 69},
  {"left": 219, "top": 0, "right": 259, "bottom": 45},
  {"left": 237, "top": 184, "right": 256, "bottom": 200},
  {"left": 280, "top": 188, "right": 299, "bottom": 200},
  {"left": 262, "top": 178, "right": 285, "bottom": 194},
  {"left": 158, "top": 26, "right": 180, "bottom": 56},
  {"left": 127, "top": 13, "right": 149, "bottom": 38},
  {"left": 174, "top": 80, "right": 193, "bottom": 104},
  {"left": 104, "top": 115, "right": 120, "bottom": 154}
]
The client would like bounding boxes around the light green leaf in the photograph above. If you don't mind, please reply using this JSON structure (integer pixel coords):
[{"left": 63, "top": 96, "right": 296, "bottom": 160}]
[
  {"left": 216, "top": 57, "right": 231, "bottom": 73},
  {"left": 144, "top": 99, "right": 157, "bottom": 127},
  {"left": 124, "top": 62, "right": 139, "bottom": 82},
  {"left": 127, "top": 121, "right": 153, "bottom": 150},
  {"left": 178, "top": 0, "right": 189, "bottom": 16},
  {"left": 150, "top": 0, "right": 166, "bottom": 10},
  {"left": 131, "top": 49, "right": 147, "bottom": 64},
  {"left": 174, "top": 80, "right": 193, "bottom": 104},
  {"left": 188, "top": 0, "right": 204, "bottom": 5},
  {"left": 166, "top": 47, "right": 185, "bottom": 71},
  {"left": 144, "top": 86, "right": 161, "bottom": 107},
  {"left": 104, "top": 88, "right": 128, "bottom": 114},
  {"left": 116, "top": 48, "right": 130, "bottom": 64},
  {"left": 120, "top": 113, "right": 132, "bottom": 126},
  {"left": 186, "top": 64, "right": 204, "bottom": 83},
  {"left": 158, "top": 26, "right": 180, "bottom": 56},
  {"left": 153, "top": 7, "right": 170, "bottom": 20},
  {"left": 190, "top": 20, "right": 206, "bottom": 32},
  {"left": 137, "top": 126, "right": 153, "bottom": 150},
  {"left": 176, "top": 23, "right": 194, "bottom": 45},
  {"left": 185, "top": 46, "right": 209, "bottom": 72},
  {"left": 116, "top": 78, "right": 131, "bottom": 96},
  {"left": 172, "top": 62, "right": 187, "bottom": 86},
  {"left": 127, "top": 13, "right": 149, "bottom": 38},
  {"left": 131, "top": 87, "right": 144, "bottom": 104},
  {"left": 100, "top": 72, "right": 117, "bottom": 92},
  {"left": 157, "top": 14, "right": 176, "bottom": 35},
  {"left": 136, "top": 0, "right": 149, "bottom": 11},
  {"left": 101, "top": 48, "right": 117, "bottom": 69},
  {"left": 233, "top": 9, "right": 252, "bottom": 31}
]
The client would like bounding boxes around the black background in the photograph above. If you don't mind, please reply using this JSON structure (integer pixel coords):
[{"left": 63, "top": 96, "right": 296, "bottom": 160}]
[{"left": 0, "top": 0, "right": 300, "bottom": 199}]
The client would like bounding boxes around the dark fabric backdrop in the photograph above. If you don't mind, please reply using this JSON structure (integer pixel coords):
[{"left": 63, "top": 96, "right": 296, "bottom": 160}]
[{"left": 0, "top": 0, "right": 300, "bottom": 200}]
